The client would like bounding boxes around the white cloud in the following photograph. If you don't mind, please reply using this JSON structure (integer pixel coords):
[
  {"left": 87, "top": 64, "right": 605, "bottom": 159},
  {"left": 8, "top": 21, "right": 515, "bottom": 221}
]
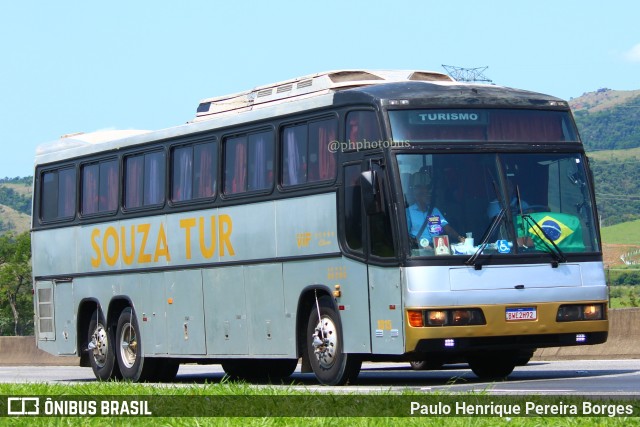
[{"left": 623, "top": 43, "right": 640, "bottom": 62}]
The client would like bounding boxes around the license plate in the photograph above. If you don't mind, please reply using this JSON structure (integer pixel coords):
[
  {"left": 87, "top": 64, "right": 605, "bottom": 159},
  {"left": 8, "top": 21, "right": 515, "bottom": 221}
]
[{"left": 506, "top": 307, "right": 537, "bottom": 321}]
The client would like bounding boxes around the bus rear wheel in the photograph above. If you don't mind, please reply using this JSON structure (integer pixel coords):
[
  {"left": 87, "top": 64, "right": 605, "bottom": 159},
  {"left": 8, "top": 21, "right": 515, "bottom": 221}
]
[
  {"left": 306, "top": 296, "right": 361, "bottom": 385},
  {"left": 115, "top": 307, "right": 156, "bottom": 382},
  {"left": 87, "top": 309, "right": 121, "bottom": 380}
]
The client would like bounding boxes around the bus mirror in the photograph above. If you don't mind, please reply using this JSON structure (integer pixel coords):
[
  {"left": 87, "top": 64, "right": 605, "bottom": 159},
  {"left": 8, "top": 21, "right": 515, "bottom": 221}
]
[{"left": 360, "top": 170, "right": 382, "bottom": 215}]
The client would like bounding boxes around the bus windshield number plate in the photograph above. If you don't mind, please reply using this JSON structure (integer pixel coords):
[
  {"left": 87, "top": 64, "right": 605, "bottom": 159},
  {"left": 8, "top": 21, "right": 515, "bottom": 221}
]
[{"left": 506, "top": 307, "right": 537, "bottom": 321}]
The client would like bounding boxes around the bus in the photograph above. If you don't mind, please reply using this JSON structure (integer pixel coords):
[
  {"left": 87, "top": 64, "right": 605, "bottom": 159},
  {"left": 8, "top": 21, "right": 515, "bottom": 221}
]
[{"left": 32, "top": 70, "right": 608, "bottom": 385}]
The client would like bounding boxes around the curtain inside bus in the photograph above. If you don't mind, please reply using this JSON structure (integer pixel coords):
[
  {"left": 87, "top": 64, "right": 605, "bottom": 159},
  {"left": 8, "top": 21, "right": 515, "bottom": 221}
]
[
  {"left": 194, "top": 142, "right": 215, "bottom": 198},
  {"left": 282, "top": 118, "right": 337, "bottom": 186}
]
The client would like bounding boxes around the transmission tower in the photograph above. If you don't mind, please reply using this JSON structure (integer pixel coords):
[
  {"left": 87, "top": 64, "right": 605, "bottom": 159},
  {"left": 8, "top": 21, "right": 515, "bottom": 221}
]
[{"left": 442, "top": 65, "right": 493, "bottom": 83}]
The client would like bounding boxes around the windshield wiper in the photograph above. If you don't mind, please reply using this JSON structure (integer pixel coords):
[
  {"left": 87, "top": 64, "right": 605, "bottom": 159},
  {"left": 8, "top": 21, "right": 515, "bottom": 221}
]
[
  {"left": 521, "top": 214, "right": 567, "bottom": 267},
  {"left": 465, "top": 206, "right": 506, "bottom": 269},
  {"left": 466, "top": 178, "right": 507, "bottom": 269}
]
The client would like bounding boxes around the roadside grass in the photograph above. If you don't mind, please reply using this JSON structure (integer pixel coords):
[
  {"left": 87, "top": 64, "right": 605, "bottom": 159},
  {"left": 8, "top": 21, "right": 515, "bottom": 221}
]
[
  {"left": 601, "top": 219, "right": 640, "bottom": 245},
  {"left": 0, "top": 382, "right": 638, "bottom": 426}
]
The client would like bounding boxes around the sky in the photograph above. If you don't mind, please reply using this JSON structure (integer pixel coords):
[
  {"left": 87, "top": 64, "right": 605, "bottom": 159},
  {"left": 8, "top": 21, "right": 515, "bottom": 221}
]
[{"left": 1, "top": 1, "right": 639, "bottom": 178}]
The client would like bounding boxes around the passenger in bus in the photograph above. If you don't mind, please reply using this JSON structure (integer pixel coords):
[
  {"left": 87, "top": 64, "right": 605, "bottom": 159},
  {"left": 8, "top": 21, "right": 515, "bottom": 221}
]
[
  {"left": 487, "top": 178, "right": 530, "bottom": 218},
  {"left": 406, "top": 172, "right": 465, "bottom": 249},
  {"left": 486, "top": 178, "right": 534, "bottom": 248}
]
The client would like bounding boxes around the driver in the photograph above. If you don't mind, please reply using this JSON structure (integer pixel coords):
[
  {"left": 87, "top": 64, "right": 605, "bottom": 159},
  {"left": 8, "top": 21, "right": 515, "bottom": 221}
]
[{"left": 406, "top": 172, "right": 465, "bottom": 249}]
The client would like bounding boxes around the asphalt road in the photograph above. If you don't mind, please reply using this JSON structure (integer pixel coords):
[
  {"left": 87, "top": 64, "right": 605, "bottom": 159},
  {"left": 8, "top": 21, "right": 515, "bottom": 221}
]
[{"left": 1, "top": 360, "right": 639, "bottom": 396}]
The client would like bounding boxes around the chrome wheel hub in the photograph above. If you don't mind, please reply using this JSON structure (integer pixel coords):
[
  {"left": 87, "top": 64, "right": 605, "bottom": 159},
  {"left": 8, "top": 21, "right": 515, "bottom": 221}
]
[
  {"left": 311, "top": 316, "right": 338, "bottom": 369},
  {"left": 89, "top": 325, "right": 108, "bottom": 368},
  {"left": 119, "top": 323, "right": 137, "bottom": 368}
]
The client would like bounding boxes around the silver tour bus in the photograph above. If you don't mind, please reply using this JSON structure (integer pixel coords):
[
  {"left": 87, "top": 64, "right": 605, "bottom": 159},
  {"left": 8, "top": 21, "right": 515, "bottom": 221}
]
[{"left": 32, "top": 70, "right": 608, "bottom": 385}]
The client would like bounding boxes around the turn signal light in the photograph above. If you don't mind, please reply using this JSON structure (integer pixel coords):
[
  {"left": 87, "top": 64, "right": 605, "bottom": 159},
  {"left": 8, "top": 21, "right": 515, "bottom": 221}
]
[{"left": 408, "top": 310, "right": 424, "bottom": 327}]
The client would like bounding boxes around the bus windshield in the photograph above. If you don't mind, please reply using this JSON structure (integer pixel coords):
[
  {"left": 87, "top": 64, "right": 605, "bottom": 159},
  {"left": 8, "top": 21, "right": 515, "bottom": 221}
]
[
  {"left": 389, "top": 109, "right": 578, "bottom": 143},
  {"left": 397, "top": 152, "right": 599, "bottom": 258}
]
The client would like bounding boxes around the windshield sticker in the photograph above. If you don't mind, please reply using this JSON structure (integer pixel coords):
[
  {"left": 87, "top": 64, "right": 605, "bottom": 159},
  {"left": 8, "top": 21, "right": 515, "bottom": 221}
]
[
  {"left": 428, "top": 216, "right": 442, "bottom": 235},
  {"left": 496, "top": 239, "right": 512, "bottom": 254},
  {"left": 434, "top": 235, "right": 451, "bottom": 255}
]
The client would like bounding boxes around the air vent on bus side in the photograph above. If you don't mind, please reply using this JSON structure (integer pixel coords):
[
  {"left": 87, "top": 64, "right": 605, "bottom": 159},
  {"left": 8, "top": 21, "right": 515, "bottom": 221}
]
[{"left": 277, "top": 84, "right": 293, "bottom": 93}]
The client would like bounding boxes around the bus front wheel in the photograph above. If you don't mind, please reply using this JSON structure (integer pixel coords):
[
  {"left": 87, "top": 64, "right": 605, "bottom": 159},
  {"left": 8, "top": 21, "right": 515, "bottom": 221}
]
[
  {"left": 87, "top": 309, "right": 121, "bottom": 380},
  {"left": 306, "top": 296, "right": 361, "bottom": 385},
  {"left": 468, "top": 351, "right": 517, "bottom": 380}
]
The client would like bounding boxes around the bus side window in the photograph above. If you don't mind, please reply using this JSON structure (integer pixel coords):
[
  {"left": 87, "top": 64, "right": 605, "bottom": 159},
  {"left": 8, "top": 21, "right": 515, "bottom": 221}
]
[
  {"left": 124, "top": 151, "right": 165, "bottom": 209},
  {"left": 282, "top": 118, "right": 338, "bottom": 187},
  {"left": 346, "top": 111, "right": 381, "bottom": 147},
  {"left": 41, "top": 167, "right": 76, "bottom": 222},
  {"left": 81, "top": 159, "right": 118, "bottom": 215},
  {"left": 247, "top": 131, "right": 274, "bottom": 191},
  {"left": 172, "top": 141, "right": 217, "bottom": 202},
  {"left": 58, "top": 168, "right": 76, "bottom": 218},
  {"left": 369, "top": 164, "right": 395, "bottom": 258},
  {"left": 343, "top": 165, "right": 363, "bottom": 253},
  {"left": 282, "top": 124, "right": 307, "bottom": 186},
  {"left": 224, "top": 130, "right": 274, "bottom": 195}
]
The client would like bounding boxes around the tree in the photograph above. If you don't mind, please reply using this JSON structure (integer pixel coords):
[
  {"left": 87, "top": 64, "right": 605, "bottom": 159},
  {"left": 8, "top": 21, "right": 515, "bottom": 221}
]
[{"left": 0, "top": 232, "right": 33, "bottom": 336}]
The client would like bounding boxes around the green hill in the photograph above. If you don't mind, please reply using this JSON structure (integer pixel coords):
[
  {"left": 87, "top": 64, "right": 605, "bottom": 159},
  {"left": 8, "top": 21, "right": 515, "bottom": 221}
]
[
  {"left": 601, "top": 219, "right": 640, "bottom": 245},
  {"left": 0, "top": 178, "right": 32, "bottom": 234},
  {"left": 568, "top": 89, "right": 640, "bottom": 227},
  {"left": 588, "top": 146, "right": 640, "bottom": 162},
  {"left": 570, "top": 89, "right": 640, "bottom": 151},
  {"left": 589, "top": 154, "right": 640, "bottom": 227}
]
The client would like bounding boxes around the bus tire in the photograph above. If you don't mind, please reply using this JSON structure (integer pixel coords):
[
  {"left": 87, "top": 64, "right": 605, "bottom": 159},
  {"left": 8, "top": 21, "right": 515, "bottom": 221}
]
[
  {"left": 515, "top": 349, "right": 535, "bottom": 366},
  {"left": 87, "top": 309, "right": 121, "bottom": 380},
  {"left": 468, "top": 352, "right": 516, "bottom": 380},
  {"left": 306, "top": 296, "right": 361, "bottom": 385},
  {"left": 151, "top": 358, "right": 180, "bottom": 382},
  {"left": 115, "top": 307, "right": 155, "bottom": 382},
  {"left": 409, "top": 358, "right": 443, "bottom": 371}
]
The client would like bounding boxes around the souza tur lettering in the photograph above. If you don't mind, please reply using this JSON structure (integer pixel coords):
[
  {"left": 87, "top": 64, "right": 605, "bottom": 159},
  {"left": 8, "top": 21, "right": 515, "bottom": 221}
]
[{"left": 89, "top": 214, "right": 235, "bottom": 268}]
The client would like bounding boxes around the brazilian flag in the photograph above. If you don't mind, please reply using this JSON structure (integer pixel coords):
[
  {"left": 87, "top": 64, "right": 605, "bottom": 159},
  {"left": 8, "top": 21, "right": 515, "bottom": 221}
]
[{"left": 516, "top": 212, "right": 585, "bottom": 252}]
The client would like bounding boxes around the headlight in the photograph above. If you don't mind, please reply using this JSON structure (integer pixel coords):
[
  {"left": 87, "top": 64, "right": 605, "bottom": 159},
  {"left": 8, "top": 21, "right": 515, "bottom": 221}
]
[
  {"left": 557, "top": 304, "right": 605, "bottom": 322},
  {"left": 408, "top": 308, "right": 486, "bottom": 327}
]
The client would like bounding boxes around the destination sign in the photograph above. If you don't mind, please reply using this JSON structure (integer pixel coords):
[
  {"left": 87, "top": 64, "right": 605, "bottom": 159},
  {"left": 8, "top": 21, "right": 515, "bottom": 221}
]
[{"left": 408, "top": 111, "right": 487, "bottom": 125}]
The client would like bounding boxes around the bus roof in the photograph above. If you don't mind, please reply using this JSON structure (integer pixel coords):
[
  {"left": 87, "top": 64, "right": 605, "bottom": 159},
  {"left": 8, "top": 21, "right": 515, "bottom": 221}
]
[
  {"left": 193, "top": 69, "right": 452, "bottom": 121},
  {"left": 34, "top": 70, "right": 452, "bottom": 167},
  {"left": 33, "top": 69, "right": 567, "bottom": 167}
]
